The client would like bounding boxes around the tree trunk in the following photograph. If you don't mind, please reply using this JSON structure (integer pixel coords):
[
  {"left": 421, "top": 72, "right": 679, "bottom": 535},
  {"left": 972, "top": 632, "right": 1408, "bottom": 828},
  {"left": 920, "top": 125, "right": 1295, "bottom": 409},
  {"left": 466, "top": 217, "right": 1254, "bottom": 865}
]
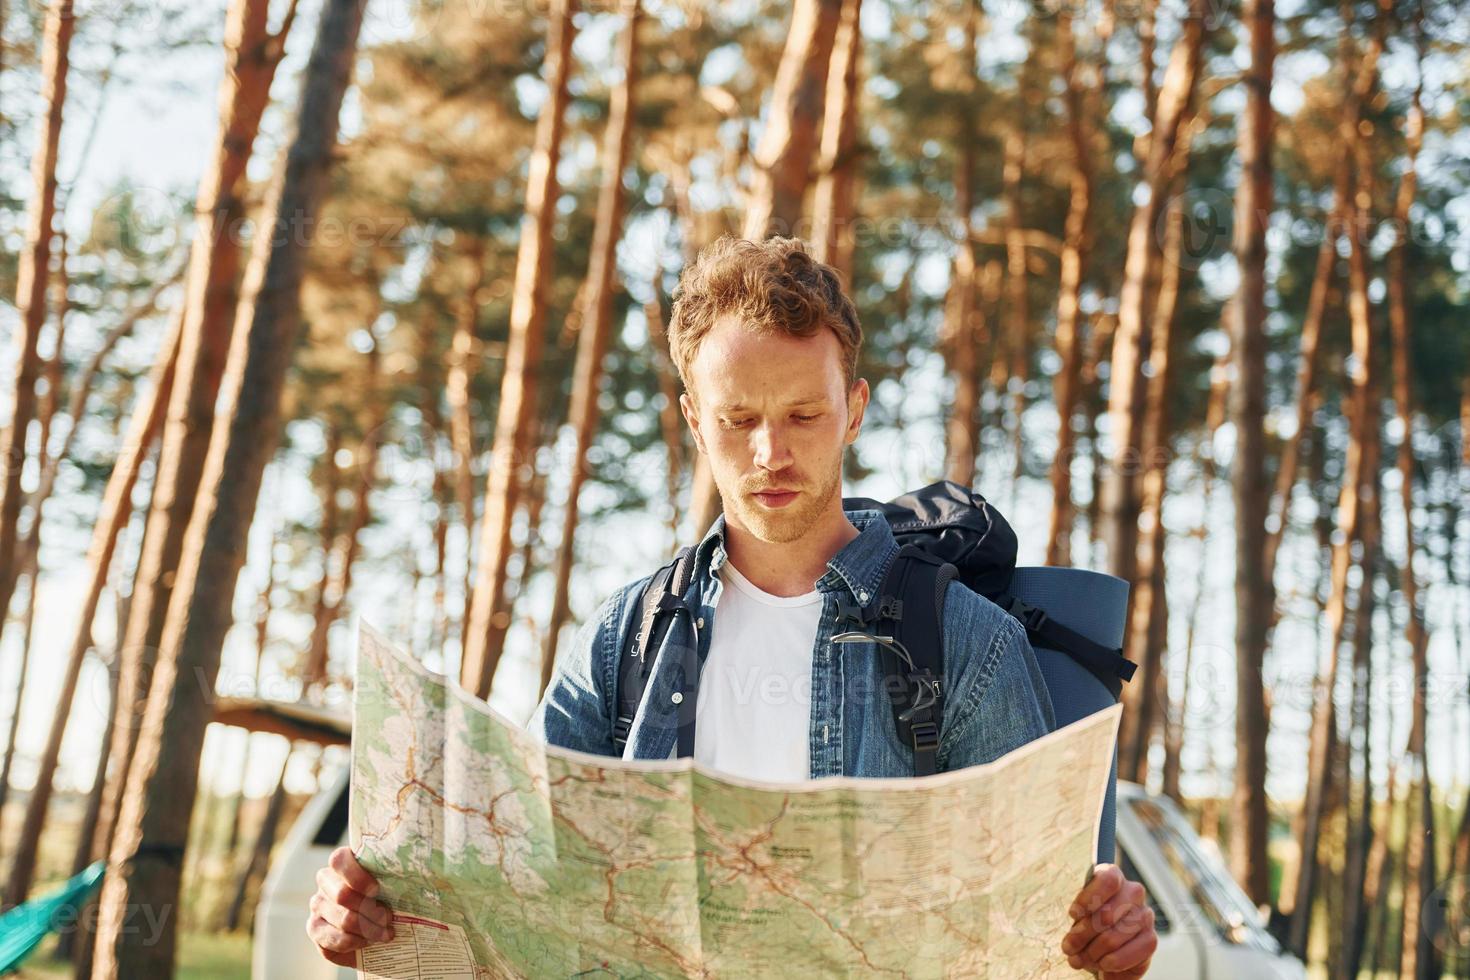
[
  {"left": 410, "top": 305, "right": 449, "bottom": 658},
  {"left": 224, "top": 750, "right": 290, "bottom": 931},
  {"left": 459, "top": 0, "right": 576, "bottom": 699},
  {"left": 1338, "top": 455, "right": 1381, "bottom": 980},
  {"left": 2, "top": 315, "right": 182, "bottom": 909},
  {"left": 507, "top": 418, "right": 550, "bottom": 627},
  {"left": 742, "top": 0, "right": 842, "bottom": 241},
  {"left": 1224, "top": 0, "right": 1274, "bottom": 908},
  {"left": 941, "top": 0, "right": 981, "bottom": 490},
  {"left": 303, "top": 423, "right": 343, "bottom": 691},
  {"left": 1355, "top": 753, "right": 1402, "bottom": 978},
  {"left": 643, "top": 289, "right": 686, "bottom": 548},
  {"left": 95, "top": 0, "right": 297, "bottom": 886},
  {"left": 1263, "top": 0, "right": 1384, "bottom": 610},
  {"left": 447, "top": 236, "right": 485, "bottom": 649},
  {"left": 1119, "top": 190, "right": 1186, "bottom": 783},
  {"left": 541, "top": 0, "right": 640, "bottom": 696},
  {"left": 1390, "top": 46, "right": 1436, "bottom": 980},
  {"left": 305, "top": 348, "right": 385, "bottom": 699},
  {"left": 1001, "top": 103, "right": 1030, "bottom": 508},
  {"left": 0, "top": 0, "right": 74, "bottom": 640},
  {"left": 1044, "top": 7, "right": 1097, "bottom": 567},
  {"left": 0, "top": 560, "right": 37, "bottom": 838},
  {"left": 1099, "top": 0, "right": 1205, "bottom": 588},
  {"left": 91, "top": 1, "right": 365, "bottom": 973},
  {"left": 808, "top": 0, "right": 861, "bottom": 287},
  {"left": 1287, "top": 159, "right": 1382, "bottom": 958},
  {"left": 1081, "top": 313, "right": 1114, "bottom": 566},
  {"left": 61, "top": 589, "right": 135, "bottom": 974},
  {"left": 1161, "top": 349, "right": 1229, "bottom": 804}
]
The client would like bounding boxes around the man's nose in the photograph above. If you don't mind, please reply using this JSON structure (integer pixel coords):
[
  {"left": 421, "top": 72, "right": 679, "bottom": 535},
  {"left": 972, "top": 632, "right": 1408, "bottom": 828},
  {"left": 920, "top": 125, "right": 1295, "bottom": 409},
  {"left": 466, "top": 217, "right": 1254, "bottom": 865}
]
[{"left": 752, "top": 420, "right": 794, "bottom": 470}]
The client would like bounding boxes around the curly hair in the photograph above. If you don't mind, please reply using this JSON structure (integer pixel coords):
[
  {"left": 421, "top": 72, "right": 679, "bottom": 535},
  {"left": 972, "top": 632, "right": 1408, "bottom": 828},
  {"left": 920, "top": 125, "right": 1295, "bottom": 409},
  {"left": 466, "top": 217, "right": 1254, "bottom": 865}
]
[{"left": 665, "top": 235, "right": 862, "bottom": 404}]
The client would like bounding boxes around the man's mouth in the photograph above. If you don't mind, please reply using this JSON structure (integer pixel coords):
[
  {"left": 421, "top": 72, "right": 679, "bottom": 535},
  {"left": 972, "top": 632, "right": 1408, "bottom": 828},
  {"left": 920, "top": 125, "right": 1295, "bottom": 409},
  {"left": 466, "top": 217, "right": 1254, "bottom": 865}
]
[{"left": 752, "top": 490, "right": 799, "bottom": 508}]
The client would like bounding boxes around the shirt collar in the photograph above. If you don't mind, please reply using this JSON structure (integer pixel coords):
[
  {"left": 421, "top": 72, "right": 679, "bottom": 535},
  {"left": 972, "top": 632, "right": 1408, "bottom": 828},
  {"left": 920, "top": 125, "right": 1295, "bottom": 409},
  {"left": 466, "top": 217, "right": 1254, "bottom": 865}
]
[{"left": 693, "top": 506, "right": 899, "bottom": 606}]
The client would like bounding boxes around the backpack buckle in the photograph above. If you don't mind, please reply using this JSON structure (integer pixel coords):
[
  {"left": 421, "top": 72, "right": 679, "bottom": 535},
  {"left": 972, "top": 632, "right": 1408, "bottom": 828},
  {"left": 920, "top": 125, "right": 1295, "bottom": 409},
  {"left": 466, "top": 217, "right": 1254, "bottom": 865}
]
[
  {"left": 835, "top": 596, "right": 871, "bottom": 630},
  {"left": 1005, "top": 596, "right": 1048, "bottom": 634},
  {"left": 612, "top": 713, "right": 633, "bottom": 749},
  {"left": 878, "top": 595, "right": 903, "bottom": 621},
  {"left": 909, "top": 720, "right": 939, "bottom": 753}
]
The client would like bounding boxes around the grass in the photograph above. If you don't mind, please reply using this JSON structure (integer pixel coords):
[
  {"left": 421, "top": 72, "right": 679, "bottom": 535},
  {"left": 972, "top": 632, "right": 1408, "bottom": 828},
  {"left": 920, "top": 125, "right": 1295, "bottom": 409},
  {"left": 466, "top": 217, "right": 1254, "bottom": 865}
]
[{"left": 14, "top": 931, "right": 252, "bottom": 980}]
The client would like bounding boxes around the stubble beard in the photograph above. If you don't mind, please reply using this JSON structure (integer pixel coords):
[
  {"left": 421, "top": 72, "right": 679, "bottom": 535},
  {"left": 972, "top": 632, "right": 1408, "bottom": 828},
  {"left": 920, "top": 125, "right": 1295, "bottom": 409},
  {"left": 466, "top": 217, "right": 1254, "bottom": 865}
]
[{"left": 725, "top": 458, "right": 842, "bottom": 545}]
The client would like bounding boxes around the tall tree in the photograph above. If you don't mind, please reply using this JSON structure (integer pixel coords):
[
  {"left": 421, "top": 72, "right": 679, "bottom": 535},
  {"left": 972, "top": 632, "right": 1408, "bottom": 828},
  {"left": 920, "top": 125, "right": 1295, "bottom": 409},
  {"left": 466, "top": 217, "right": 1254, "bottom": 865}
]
[
  {"left": 1227, "top": 0, "right": 1275, "bottom": 906},
  {"left": 2, "top": 317, "right": 182, "bottom": 908},
  {"left": 1098, "top": 0, "right": 1206, "bottom": 589},
  {"left": 809, "top": 0, "right": 862, "bottom": 287},
  {"left": 447, "top": 236, "right": 486, "bottom": 647},
  {"left": 742, "top": 0, "right": 843, "bottom": 241},
  {"left": 942, "top": 0, "right": 982, "bottom": 488},
  {"left": 1289, "top": 140, "right": 1383, "bottom": 960},
  {"left": 542, "top": 0, "right": 642, "bottom": 694},
  {"left": 459, "top": 0, "right": 577, "bottom": 699},
  {"left": 0, "top": 0, "right": 74, "bottom": 643},
  {"left": 1044, "top": 4, "right": 1101, "bottom": 566},
  {"left": 1388, "top": 30, "right": 1436, "bottom": 980},
  {"left": 1120, "top": 186, "right": 1189, "bottom": 782},
  {"left": 91, "top": 0, "right": 367, "bottom": 972},
  {"left": 96, "top": 0, "right": 298, "bottom": 877}
]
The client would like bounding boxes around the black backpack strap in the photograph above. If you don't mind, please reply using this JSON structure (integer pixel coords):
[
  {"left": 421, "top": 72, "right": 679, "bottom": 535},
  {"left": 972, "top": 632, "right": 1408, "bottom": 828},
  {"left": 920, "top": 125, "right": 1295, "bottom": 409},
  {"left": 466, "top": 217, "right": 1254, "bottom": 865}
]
[
  {"left": 613, "top": 545, "right": 695, "bottom": 755},
  {"left": 999, "top": 595, "right": 1137, "bottom": 701},
  {"left": 872, "top": 545, "right": 955, "bottom": 777}
]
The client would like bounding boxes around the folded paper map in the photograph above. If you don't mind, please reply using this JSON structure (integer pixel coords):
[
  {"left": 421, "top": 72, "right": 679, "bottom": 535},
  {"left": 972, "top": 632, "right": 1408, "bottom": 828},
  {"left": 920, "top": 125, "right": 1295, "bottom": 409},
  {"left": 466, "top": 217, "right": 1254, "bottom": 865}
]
[{"left": 350, "top": 619, "right": 1120, "bottom": 979}]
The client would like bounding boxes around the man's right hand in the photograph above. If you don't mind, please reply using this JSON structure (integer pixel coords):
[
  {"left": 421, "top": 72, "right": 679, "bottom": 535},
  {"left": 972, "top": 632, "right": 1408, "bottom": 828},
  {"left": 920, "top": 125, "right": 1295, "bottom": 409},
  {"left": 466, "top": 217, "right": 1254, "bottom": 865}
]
[{"left": 307, "top": 845, "right": 396, "bottom": 968}]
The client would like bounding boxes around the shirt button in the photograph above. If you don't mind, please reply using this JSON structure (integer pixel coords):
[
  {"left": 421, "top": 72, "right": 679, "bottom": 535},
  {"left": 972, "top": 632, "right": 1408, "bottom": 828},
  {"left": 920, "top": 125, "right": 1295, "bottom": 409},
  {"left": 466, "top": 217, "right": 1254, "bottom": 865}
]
[
  {"left": 696, "top": 617, "right": 705, "bottom": 629},
  {"left": 671, "top": 692, "right": 684, "bottom": 704},
  {"left": 858, "top": 590, "right": 869, "bottom": 603}
]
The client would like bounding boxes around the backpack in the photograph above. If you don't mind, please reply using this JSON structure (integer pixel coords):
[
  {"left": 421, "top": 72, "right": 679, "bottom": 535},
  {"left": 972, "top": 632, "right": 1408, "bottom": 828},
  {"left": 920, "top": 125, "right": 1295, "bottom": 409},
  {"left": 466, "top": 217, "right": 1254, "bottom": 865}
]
[{"left": 611, "top": 480, "right": 1137, "bottom": 775}]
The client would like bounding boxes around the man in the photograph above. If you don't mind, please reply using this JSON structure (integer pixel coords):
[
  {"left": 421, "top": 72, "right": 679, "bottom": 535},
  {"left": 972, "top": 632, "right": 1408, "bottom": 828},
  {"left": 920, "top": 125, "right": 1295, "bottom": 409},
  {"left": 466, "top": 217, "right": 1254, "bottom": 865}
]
[{"left": 308, "top": 236, "right": 1156, "bottom": 977}]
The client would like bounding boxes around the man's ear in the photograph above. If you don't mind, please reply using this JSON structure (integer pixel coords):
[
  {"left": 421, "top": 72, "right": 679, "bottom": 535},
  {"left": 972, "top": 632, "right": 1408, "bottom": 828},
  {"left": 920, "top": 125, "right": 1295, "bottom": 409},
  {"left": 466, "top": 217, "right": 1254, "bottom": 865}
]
[
  {"left": 680, "top": 392, "right": 708, "bottom": 456},
  {"left": 845, "top": 378, "right": 869, "bottom": 446}
]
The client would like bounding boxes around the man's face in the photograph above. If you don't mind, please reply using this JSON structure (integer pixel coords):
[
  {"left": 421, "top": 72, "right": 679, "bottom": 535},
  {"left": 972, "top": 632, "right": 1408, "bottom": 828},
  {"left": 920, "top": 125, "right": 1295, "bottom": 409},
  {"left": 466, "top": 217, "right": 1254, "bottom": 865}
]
[{"left": 679, "top": 314, "right": 868, "bottom": 543}]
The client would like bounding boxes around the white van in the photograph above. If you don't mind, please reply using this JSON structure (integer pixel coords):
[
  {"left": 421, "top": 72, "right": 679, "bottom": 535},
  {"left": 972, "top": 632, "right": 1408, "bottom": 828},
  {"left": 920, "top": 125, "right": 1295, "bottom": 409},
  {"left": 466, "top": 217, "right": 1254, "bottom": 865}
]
[
  {"left": 1113, "top": 782, "right": 1306, "bottom": 979},
  {"left": 254, "top": 763, "right": 1307, "bottom": 979}
]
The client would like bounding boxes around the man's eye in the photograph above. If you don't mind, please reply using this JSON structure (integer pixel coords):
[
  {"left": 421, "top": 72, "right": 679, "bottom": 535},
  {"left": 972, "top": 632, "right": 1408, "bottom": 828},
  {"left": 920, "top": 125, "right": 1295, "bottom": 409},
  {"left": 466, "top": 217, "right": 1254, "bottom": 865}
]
[{"left": 795, "top": 414, "right": 819, "bottom": 422}]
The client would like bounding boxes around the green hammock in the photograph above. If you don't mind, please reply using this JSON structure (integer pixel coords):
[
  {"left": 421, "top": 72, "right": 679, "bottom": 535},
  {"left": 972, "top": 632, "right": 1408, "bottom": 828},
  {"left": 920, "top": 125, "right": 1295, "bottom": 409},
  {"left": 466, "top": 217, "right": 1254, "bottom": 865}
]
[{"left": 0, "top": 861, "right": 105, "bottom": 975}]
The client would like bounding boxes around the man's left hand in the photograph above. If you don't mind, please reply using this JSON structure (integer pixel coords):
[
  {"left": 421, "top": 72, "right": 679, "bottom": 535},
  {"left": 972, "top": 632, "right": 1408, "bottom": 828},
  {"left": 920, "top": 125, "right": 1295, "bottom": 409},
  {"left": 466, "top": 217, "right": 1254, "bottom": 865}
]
[{"left": 1060, "top": 863, "right": 1157, "bottom": 979}]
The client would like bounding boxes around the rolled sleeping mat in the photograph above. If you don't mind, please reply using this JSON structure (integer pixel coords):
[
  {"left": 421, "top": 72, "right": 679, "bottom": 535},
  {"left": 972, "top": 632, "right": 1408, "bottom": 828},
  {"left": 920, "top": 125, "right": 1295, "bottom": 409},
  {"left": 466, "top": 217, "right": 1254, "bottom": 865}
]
[{"left": 1008, "top": 566, "right": 1130, "bottom": 866}]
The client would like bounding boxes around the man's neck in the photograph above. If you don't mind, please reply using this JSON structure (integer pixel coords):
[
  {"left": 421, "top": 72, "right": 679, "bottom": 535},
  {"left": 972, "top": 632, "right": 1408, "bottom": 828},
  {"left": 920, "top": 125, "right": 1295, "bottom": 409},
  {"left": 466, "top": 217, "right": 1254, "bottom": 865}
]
[{"left": 722, "top": 509, "right": 860, "bottom": 598}]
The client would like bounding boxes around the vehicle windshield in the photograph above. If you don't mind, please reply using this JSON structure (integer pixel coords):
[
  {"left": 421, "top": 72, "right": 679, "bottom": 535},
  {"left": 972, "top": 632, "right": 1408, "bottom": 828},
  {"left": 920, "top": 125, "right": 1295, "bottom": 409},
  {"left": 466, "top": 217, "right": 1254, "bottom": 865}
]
[{"left": 1127, "top": 796, "right": 1282, "bottom": 953}]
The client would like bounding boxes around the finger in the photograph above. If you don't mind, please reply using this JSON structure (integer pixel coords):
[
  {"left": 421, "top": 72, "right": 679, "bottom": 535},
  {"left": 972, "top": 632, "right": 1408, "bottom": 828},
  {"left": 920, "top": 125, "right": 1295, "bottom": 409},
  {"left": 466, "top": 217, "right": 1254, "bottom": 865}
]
[
  {"left": 1069, "top": 864, "right": 1124, "bottom": 920},
  {"left": 307, "top": 914, "right": 359, "bottom": 971},
  {"left": 331, "top": 845, "right": 380, "bottom": 897},
  {"left": 307, "top": 912, "right": 366, "bottom": 954},
  {"left": 1096, "top": 928, "right": 1157, "bottom": 978},
  {"left": 315, "top": 865, "right": 392, "bottom": 929},
  {"left": 1063, "top": 875, "right": 1141, "bottom": 952},
  {"left": 311, "top": 889, "right": 394, "bottom": 944},
  {"left": 1071, "top": 903, "right": 1152, "bottom": 968}
]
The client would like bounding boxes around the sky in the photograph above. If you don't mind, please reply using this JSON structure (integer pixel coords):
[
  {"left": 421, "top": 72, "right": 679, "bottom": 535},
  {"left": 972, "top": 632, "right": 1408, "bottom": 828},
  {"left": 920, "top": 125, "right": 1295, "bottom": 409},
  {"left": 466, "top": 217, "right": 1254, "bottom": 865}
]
[{"left": 0, "top": 0, "right": 1465, "bottom": 819}]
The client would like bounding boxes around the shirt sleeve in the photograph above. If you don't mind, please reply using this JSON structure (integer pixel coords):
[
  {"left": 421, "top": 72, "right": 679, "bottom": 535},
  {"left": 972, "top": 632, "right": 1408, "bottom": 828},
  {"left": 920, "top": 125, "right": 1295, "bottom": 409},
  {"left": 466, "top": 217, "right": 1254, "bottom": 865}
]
[
  {"left": 938, "top": 613, "right": 1055, "bottom": 771},
  {"left": 526, "top": 581, "right": 641, "bottom": 757}
]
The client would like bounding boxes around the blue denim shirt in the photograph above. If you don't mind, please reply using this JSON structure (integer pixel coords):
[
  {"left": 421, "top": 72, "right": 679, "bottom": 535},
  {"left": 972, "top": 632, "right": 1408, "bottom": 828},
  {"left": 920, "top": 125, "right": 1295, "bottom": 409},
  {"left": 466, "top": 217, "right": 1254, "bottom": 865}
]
[{"left": 529, "top": 508, "right": 1056, "bottom": 777}]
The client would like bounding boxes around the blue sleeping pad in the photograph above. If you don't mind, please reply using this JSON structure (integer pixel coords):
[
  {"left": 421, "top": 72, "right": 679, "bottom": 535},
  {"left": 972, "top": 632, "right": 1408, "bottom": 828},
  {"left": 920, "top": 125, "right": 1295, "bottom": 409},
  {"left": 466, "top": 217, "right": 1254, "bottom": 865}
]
[{"left": 1008, "top": 566, "right": 1129, "bottom": 866}]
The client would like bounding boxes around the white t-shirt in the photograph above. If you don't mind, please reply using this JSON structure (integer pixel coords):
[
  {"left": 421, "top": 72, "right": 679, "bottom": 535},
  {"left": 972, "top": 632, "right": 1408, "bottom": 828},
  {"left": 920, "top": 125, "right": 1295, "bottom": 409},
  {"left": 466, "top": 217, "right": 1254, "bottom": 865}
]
[{"left": 693, "top": 559, "right": 822, "bottom": 783}]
